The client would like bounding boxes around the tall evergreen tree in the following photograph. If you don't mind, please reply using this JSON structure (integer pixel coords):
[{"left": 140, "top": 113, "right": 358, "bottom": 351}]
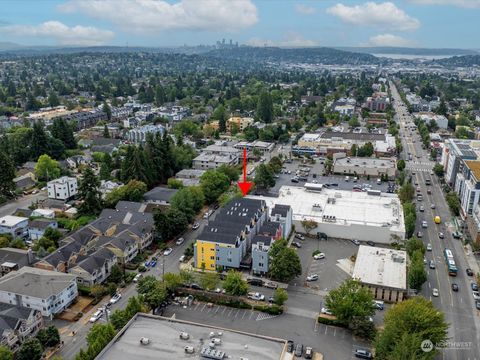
[
  {"left": 78, "top": 167, "right": 103, "bottom": 216},
  {"left": 103, "top": 124, "right": 110, "bottom": 138},
  {"left": 48, "top": 91, "right": 60, "bottom": 107},
  {"left": 103, "top": 101, "right": 112, "bottom": 121},
  {"left": 0, "top": 152, "right": 15, "bottom": 198},
  {"left": 51, "top": 118, "right": 76, "bottom": 149},
  {"left": 256, "top": 91, "right": 273, "bottom": 123},
  {"left": 31, "top": 122, "right": 49, "bottom": 159},
  {"left": 99, "top": 153, "right": 112, "bottom": 180},
  {"left": 155, "top": 85, "right": 166, "bottom": 106}
]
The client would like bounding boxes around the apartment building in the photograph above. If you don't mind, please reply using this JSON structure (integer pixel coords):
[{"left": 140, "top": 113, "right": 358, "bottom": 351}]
[
  {"left": 0, "top": 216, "right": 29, "bottom": 240},
  {"left": 47, "top": 176, "right": 78, "bottom": 201},
  {"left": 193, "top": 198, "right": 268, "bottom": 271},
  {"left": 0, "top": 267, "right": 78, "bottom": 317},
  {"left": 0, "top": 304, "right": 44, "bottom": 352}
]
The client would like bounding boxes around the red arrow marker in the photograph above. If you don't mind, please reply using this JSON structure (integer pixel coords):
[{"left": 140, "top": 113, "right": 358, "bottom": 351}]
[{"left": 237, "top": 147, "right": 252, "bottom": 196}]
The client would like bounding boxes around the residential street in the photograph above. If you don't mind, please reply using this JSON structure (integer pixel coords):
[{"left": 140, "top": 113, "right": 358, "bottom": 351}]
[{"left": 0, "top": 190, "right": 46, "bottom": 217}]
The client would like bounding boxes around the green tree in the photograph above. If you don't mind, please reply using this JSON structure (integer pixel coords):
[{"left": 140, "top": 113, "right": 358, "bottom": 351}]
[
  {"left": 273, "top": 288, "right": 288, "bottom": 306},
  {"left": 374, "top": 297, "right": 448, "bottom": 360},
  {"left": 154, "top": 207, "right": 188, "bottom": 242},
  {"left": 223, "top": 270, "right": 249, "bottom": 296},
  {"left": 433, "top": 163, "right": 444, "bottom": 177},
  {"left": 108, "top": 264, "right": 123, "bottom": 284},
  {"left": 254, "top": 164, "right": 275, "bottom": 190},
  {"left": 408, "top": 250, "right": 427, "bottom": 291},
  {"left": 104, "top": 180, "right": 147, "bottom": 208},
  {"left": 397, "top": 159, "right": 406, "bottom": 171},
  {"left": 36, "top": 325, "right": 60, "bottom": 348},
  {"left": 199, "top": 272, "right": 219, "bottom": 291},
  {"left": 163, "top": 272, "right": 183, "bottom": 292},
  {"left": 167, "top": 178, "right": 184, "bottom": 189},
  {"left": 31, "top": 122, "right": 50, "bottom": 160},
  {"left": 405, "top": 236, "right": 425, "bottom": 257},
  {"left": 0, "top": 152, "right": 15, "bottom": 198},
  {"left": 136, "top": 276, "right": 167, "bottom": 309},
  {"left": 200, "top": 170, "right": 230, "bottom": 204},
  {"left": 350, "top": 316, "right": 377, "bottom": 340},
  {"left": 48, "top": 91, "right": 60, "bottom": 107},
  {"left": 78, "top": 167, "right": 103, "bottom": 216},
  {"left": 348, "top": 116, "right": 360, "bottom": 128},
  {"left": 99, "top": 152, "right": 112, "bottom": 180},
  {"left": 269, "top": 240, "right": 302, "bottom": 282},
  {"left": 257, "top": 91, "right": 274, "bottom": 123},
  {"left": 103, "top": 101, "right": 112, "bottom": 121},
  {"left": 217, "top": 165, "right": 240, "bottom": 182},
  {"left": 398, "top": 182, "right": 415, "bottom": 204},
  {"left": 301, "top": 219, "right": 318, "bottom": 236},
  {"left": 446, "top": 191, "right": 460, "bottom": 215},
  {"left": 212, "top": 105, "right": 227, "bottom": 132},
  {"left": 35, "top": 154, "right": 61, "bottom": 182},
  {"left": 17, "top": 338, "right": 43, "bottom": 360},
  {"left": 324, "top": 279, "right": 375, "bottom": 326},
  {"left": 0, "top": 237, "right": 9, "bottom": 248},
  {"left": 51, "top": 118, "right": 76, "bottom": 149},
  {"left": 102, "top": 124, "right": 110, "bottom": 138},
  {"left": 0, "top": 345, "right": 13, "bottom": 360}
]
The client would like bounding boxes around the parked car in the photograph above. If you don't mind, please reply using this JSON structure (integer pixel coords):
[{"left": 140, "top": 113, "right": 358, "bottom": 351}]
[
  {"left": 313, "top": 252, "right": 325, "bottom": 260},
  {"left": 109, "top": 293, "right": 122, "bottom": 304},
  {"left": 192, "top": 223, "right": 200, "bottom": 230},
  {"left": 476, "top": 301, "right": 480, "bottom": 310},
  {"left": 263, "top": 281, "right": 278, "bottom": 289},
  {"left": 466, "top": 268, "right": 474, "bottom": 276},
  {"left": 473, "top": 291, "right": 480, "bottom": 300},
  {"left": 320, "top": 307, "right": 333, "bottom": 315},
  {"left": 431, "top": 204, "right": 436, "bottom": 209},
  {"left": 355, "top": 349, "right": 373, "bottom": 359},
  {"left": 247, "top": 292, "right": 265, "bottom": 301},
  {"left": 366, "top": 241, "right": 375, "bottom": 246},
  {"left": 89, "top": 309, "right": 103, "bottom": 323},
  {"left": 471, "top": 282, "right": 479, "bottom": 291},
  {"left": 417, "top": 231, "right": 423, "bottom": 238},
  {"left": 374, "top": 300, "right": 384, "bottom": 310},
  {"left": 163, "top": 247, "right": 173, "bottom": 256},
  {"left": 419, "top": 205, "right": 424, "bottom": 212},
  {"left": 304, "top": 346, "right": 313, "bottom": 359},
  {"left": 247, "top": 277, "right": 264, "bottom": 286},
  {"left": 452, "top": 283, "right": 459, "bottom": 292},
  {"left": 426, "top": 243, "right": 432, "bottom": 251},
  {"left": 438, "top": 232, "right": 444, "bottom": 239},
  {"left": 133, "top": 273, "right": 143, "bottom": 283},
  {"left": 292, "top": 241, "right": 302, "bottom": 248},
  {"left": 150, "top": 260, "right": 157, "bottom": 267},
  {"left": 429, "top": 260, "right": 436, "bottom": 269},
  {"left": 286, "top": 340, "right": 294, "bottom": 353},
  {"left": 175, "top": 237, "right": 185, "bottom": 246},
  {"left": 179, "top": 255, "right": 186, "bottom": 262},
  {"left": 351, "top": 239, "right": 360, "bottom": 246},
  {"left": 432, "top": 288, "right": 439, "bottom": 297},
  {"left": 294, "top": 344, "right": 304, "bottom": 357},
  {"left": 306, "top": 274, "right": 319, "bottom": 282}
]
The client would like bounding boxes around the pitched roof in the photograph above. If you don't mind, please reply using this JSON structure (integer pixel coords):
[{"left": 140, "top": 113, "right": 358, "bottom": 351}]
[
  {"left": 0, "top": 248, "right": 33, "bottom": 268},
  {"left": 272, "top": 204, "right": 290, "bottom": 217},
  {"left": 74, "top": 248, "right": 116, "bottom": 275},
  {"left": 0, "top": 267, "right": 76, "bottom": 299},
  {"left": 143, "top": 187, "right": 178, "bottom": 202}
]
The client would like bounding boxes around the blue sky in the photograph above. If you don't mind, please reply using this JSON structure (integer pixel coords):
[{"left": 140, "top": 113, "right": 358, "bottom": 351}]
[{"left": 0, "top": 0, "right": 479, "bottom": 48}]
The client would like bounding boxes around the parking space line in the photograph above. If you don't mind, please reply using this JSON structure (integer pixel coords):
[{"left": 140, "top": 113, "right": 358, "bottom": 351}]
[
  {"left": 214, "top": 306, "right": 221, "bottom": 315},
  {"left": 242, "top": 311, "right": 247, "bottom": 319},
  {"left": 227, "top": 308, "right": 233, "bottom": 317},
  {"left": 234, "top": 309, "right": 240, "bottom": 318},
  {"left": 206, "top": 306, "right": 213, "bottom": 314},
  {"left": 249, "top": 311, "right": 254, "bottom": 320},
  {"left": 222, "top": 306, "right": 227, "bottom": 315},
  {"left": 194, "top": 303, "right": 199, "bottom": 311},
  {"left": 313, "top": 320, "right": 319, "bottom": 332},
  {"left": 333, "top": 328, "right": 337, "bottom": 336},
  {"left": 324, "top": 325, "right": 328, "bottom": 335},
  {"left": 200, "top": 303, "right": 207, "bottom": 312}
]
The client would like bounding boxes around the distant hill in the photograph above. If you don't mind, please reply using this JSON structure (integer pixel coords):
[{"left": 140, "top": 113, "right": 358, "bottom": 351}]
[
  {"left": 336, "top": 46, "right": 478, "bottom": 56},
  {"left": 431, "top": 55, "right": 480, "bottom": 67},
  {"left": 205, "top": 46, "right": 380, "bottom": 65}
]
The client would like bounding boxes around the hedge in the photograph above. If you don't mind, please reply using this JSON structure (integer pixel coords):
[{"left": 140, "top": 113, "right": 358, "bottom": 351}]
[
  {"left": 253, "top": 304, "right": 283, "bottom": 315},
  {"left": 317, "top": 315, "right": 346, "bottom": 327}
]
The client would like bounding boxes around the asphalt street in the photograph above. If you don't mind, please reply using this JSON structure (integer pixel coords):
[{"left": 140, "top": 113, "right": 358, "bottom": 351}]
[
  {"left": 391, "top": 81, "right": 480, "bottom": 360},
  {"left": 0, "top": 190, "right": 47, "bottom": 217}
]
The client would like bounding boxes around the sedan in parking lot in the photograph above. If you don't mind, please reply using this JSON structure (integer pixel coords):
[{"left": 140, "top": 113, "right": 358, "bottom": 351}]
[
  {"left": 351, "top": 239, "right": 360, "bottom": 246},
  {"left": 313, "top": 252, "right": 325, "bottom": 260},
  {"left": 473, "top": 291, "right": 480, "bottom": 301},
  {"left": 306, "top": 274, "right": 319, "bottom": 281},
  {"left": 432, "top": 288, "right": 439, "bottom": 297},
  {"left": 163, "top": 247, "right": 173, "bottom": 256},
  {"left": 286, "top": 340, "right": 294, "bottom": 353},
  {"left": 295, "top": 234, "right": 305, "bottom": 240},
  {"left": 292, "top": 241, "right": 302, "bottom": 248},
  {"left": 452, "top": 283, "right": 459, "bottom": 292},
  {"left": 467, "top": 268, "right": 474, "bottom": 276},
  {"left": 472, "top": 282, "right": 479, "bottom": 291}
]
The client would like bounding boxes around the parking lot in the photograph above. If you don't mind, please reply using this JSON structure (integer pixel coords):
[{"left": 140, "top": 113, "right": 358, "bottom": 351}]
[
  {"left": 162, "top": 300, "right": 371, "bottom": 359},
  {"left": 290, "top": 236, "right": 357, "bottom": 292},
  {"left": 271, "top": 158, "right": 394, "bottom": 194}
]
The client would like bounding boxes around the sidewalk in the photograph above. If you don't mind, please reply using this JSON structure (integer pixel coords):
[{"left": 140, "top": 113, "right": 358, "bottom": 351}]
[{"left": 464, "top": 244, "right": 480, "bottom": 275}]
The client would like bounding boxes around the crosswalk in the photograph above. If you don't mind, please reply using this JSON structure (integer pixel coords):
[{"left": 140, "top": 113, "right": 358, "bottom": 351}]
[
  {"left": 407, "top": 167, "right": 432, "bottom": 172},
  {"left": 406, "top": 161, "right": 434, "bottom": 172}
]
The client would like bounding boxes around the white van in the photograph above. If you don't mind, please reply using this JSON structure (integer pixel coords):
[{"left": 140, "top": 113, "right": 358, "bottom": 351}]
[
  {"left": 377, "top": 178, "right": 382, "bottom": 185},
  {"left": 133, "top": 273, "right": 143, "bottom": 283}
]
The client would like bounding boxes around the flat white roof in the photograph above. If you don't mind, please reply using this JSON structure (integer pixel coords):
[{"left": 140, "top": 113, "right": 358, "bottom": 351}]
[
  {"left": 0, "top": 215, "right": 28, "bottom": 227},
  {"left": 352, "top": 245, "right": 407, "bottom": 290},
  {"left": 335, "top": 157, "right": 396, "bottom": 169},
  {"left": 249, "top": 185, "right": 404, "bottom": 232}
]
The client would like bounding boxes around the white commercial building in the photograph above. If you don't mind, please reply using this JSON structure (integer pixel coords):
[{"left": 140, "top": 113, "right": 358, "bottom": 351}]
[
  {"left": 352, "top": 246, "right": 407, "bottom": 302},
  {"left": 416, "top": 113, "right": 448, "bottom": 129},
  {"left": 47, "top": 176, "right": 78, "bottom": 201},
  {"left": 0, "top": 267, "right": 78, "bottom": 317},
  {"left": 333, "top": 157, "right": 396, "bottom": 179},
  {"left": 249, "top": 184, "right": 405, "bottom": 244}
]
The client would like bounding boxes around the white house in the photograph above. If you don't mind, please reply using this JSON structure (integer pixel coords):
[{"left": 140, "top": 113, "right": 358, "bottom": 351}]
[
  {"left": 47, "top": 177, "right": 78, "bottom": 201},
  {"left": 0, "top": 216, "right": 29, "bottom": 240},
  {"left": 0, "top": 267, "right": 78, "bottom": 317}
]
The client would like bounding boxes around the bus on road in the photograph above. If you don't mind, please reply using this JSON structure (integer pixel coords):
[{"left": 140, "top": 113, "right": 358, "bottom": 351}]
[{"left": 444, "top": 248, "right": 458, "bottom": 276}]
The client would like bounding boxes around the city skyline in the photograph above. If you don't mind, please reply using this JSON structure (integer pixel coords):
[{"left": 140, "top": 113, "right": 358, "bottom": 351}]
[{"left": 0, "top": 0, "right": 479, "bottom": 49}]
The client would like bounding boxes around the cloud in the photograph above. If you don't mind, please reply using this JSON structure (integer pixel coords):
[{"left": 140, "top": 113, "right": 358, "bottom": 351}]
[
  {"left": 327, "top": 2, "right": 420, "bottom": 31},
  {"left": 295, "top": 4, "right": 316, "bottom": 14},
  {"left": 366, "top": 33, "right": 416, "bottom": 47},
  {"left": 409, "top": 0, "right": 480, "bottom": 7},
  {"left": 59, "top": 0, "right": 258, "bottom": 33},
  {"left": 0, "top": 21, "right": 114, "bottom": 45},
  {"left": 246, "top": 32, "right": 319, "bottom": 47}
]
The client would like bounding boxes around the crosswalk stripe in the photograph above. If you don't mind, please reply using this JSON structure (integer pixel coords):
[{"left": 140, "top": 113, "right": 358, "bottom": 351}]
[{"left": 256, "top": 312, "right": 278, "bottom": 321}]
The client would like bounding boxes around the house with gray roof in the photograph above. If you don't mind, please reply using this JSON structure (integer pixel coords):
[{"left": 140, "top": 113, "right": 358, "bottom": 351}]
[
  {"left": 0, "top": 248, "right": 36, "bottom": 277},
  {"left": 0, "top": 267, "right": 78, "bottom": 317},
  {"left": 68, "top": 248, "right": 117, "bottom": 286},
  {"left": 0, "top": 303, "right": 44, "bottom": 352},
  {"left": 143, "top": 187, "right": 178, "bottom": 204}
]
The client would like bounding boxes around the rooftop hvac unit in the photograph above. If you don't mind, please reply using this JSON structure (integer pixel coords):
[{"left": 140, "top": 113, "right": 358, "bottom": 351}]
[{"left": 200, "top": 347, "right": 226, "bottom": 360}]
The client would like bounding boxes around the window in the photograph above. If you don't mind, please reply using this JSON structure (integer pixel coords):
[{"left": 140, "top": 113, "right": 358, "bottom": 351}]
[
  {"left": 210, "top": 256, "right": 214, "bottom": 260},
  {"left": 259, "top": 263, "right": 264, "bottom": 267}
]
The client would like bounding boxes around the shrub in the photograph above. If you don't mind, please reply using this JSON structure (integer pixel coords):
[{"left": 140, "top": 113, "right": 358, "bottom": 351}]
[
  {"left": 77, "top": 285, "right": 91, "bottom": 296},
  {"left": 317, "top": 315, "right": 345, "bottom": 327},
  {"left": 253, "top": 304, "right": 283, "bottom": 315}
]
